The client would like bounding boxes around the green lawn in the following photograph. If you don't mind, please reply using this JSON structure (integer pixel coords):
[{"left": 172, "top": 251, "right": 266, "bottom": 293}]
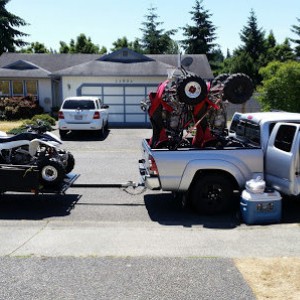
[{"left": 0, "top": 121, "right": 23, "bottom": 133}]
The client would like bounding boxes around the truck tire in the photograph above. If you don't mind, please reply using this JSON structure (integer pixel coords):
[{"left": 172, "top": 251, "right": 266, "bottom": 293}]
[
  {"left": 191, "top": 174, "right": 233, "bottom": 214},
  {"left": 177, "top": 76, "right": 208, "bottom": 105},
  {"left": 223, "top": 73, "right": 254, "bottom": 104},
  {"left": 38, "top": 159, "right": 65, "bottom": 187}
]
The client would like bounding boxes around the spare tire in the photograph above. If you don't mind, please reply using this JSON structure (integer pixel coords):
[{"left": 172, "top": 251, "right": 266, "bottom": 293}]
[
  {"left": 223, "top": 73, "right": 254, "bottom": 104},
  {"left": 177, "top": 75, "right": 208, "bottom": 105}
]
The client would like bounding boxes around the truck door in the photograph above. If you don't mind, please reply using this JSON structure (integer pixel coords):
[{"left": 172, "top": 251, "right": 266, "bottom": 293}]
[{"left": 265, "top": 122, "right": 300, "bottom": 196}]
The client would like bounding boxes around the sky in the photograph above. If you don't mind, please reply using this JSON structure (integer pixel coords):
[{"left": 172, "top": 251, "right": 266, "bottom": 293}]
[{"left": 6, "top": 0, "right": 300, "bottom": 55}]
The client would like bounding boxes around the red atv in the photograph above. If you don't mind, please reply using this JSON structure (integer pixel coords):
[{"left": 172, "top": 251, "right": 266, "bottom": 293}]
[{"left": 141, "top": 59, "right": 253, "bottom": 150}]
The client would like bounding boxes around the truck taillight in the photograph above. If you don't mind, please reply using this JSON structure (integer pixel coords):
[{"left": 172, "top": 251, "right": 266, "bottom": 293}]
[
  {"left": 58, "top": 111, "right": 64, "bottom": 119},
  {"left": 93, "top": 111, "right": 100, "bottom": 119},
  {"left": 149, "top": 155, "right": 159, "bottom": 175}
]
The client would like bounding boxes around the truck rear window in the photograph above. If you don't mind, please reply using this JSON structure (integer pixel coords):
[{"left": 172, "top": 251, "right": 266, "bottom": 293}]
[
  {"left": 63, "top": 100, "right": 95, "bottom": 110},
  {"left": 236, "top": 120, "right": 260, "bottom": 146}
]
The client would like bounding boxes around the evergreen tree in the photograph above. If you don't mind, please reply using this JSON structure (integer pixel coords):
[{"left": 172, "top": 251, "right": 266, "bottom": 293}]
[
  {"left": 20, "top": 42, "right": 50, "bottom": 53},
  {"left": 0, "top": 0, "right": 29, "bottom": 54},
  {"left": 59, "top": 34, "right": 107, "bottom": 54},
  {"left": 290, "top": 17, "right": 300, "bottom": 56},
  {"left": 223, "top": 9, "right": 266, "bottom": 85},
  {"left": 239, "top": 9, "right": 266, "bottom": 62},
  {"left": 140, "top": 6, "right": 176, "bottom": 54},
  {"left": 272, "top": 38, "right": 295, "bottom": 61},
  {"left": 266, "top": 30, "right": 276, "bottom": 49},
  {"left": 111, "top": 37, "right": 143, "bottom": 53},
  {"left": 180, "top": 0, "right": 217, "bottom": 58},
  {"left": 74, "top": 34, "right": 99, "bottom": 54}
]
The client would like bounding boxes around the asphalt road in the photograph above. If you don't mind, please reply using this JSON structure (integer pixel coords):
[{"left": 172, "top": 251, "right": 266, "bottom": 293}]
[{"left": 1, "top": 128, "right": 300, "bottom": 299}]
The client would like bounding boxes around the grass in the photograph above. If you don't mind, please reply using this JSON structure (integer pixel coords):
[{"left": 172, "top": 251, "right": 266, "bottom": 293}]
[
  {"left": 0, "top": 120, "right": 23, "bottom": 133},
  {"left": 235, "top": 258, "right": 300, "bottom": 299}
]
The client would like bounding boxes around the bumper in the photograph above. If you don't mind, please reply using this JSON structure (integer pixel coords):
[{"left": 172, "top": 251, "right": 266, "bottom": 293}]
[
  {"left": 58, "top": 120, "right": 103, "bottom": 131},
  {"left": 139, "top": 160, "right": 161, "bottom": 190}
]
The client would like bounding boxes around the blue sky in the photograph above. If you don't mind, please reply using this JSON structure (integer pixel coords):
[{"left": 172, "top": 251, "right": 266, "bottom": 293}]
[{"left": 7, "top": 0, "right": 300, "bottom": 55}]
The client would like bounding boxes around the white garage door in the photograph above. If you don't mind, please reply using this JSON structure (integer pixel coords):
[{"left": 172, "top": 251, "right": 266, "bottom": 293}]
[{"left": 80, "top": 83, "right": 158, "bottom": 126}]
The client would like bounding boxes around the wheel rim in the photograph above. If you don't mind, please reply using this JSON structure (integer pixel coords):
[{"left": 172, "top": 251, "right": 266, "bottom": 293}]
[
  {"left": 202, "top": 183, "right": 224, "bottom": 209},
  {"left": 184, "top": 81, "right": 202, "bottom": 99},
  {"left": 41, "top": 165, "right": 58, "bottom": 182}
]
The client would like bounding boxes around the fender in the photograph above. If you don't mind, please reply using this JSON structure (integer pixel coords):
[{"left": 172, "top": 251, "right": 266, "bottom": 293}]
[
  {"left": 177, "top": 159, "right": 255, "bottom": 192},
  {"left": 43, "top": 131, "right": 62, "bottom": 145}
]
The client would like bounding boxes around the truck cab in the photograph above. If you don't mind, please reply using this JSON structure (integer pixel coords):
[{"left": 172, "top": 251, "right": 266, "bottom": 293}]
[
  {"left": 233, "top": 112, "right": 300, "bottom": 196},
  {"left": 265, "top": 122, "right": 300, "bottom": 196}
]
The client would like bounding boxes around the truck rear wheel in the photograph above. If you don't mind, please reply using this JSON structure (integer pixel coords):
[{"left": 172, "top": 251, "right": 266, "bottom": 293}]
[{"left": 191, "top": 174, "right": 233, "bottom": 214}]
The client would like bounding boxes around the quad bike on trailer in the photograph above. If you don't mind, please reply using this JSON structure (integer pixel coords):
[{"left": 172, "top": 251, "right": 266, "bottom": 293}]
[
  {"left": 0, "top": 121, "right": 75, "bottom": 188},
  {"left": 141, "top": 58, "right": 254, "bottom": 150}
]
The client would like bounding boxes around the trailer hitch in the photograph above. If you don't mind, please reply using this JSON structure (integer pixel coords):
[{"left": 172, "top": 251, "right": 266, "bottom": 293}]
[{"left": 71, "top": 181, "right": 147, "bottom": 195}]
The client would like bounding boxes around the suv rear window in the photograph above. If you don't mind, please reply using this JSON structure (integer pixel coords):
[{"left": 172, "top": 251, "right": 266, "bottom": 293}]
[{"left": 62, "top": 100, "right": 95, "bottom": 110}]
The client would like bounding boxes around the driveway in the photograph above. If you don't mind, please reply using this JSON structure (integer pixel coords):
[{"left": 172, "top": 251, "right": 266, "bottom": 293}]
[{"left": 0, "top": 128, "right": 299, "bottom": 299}]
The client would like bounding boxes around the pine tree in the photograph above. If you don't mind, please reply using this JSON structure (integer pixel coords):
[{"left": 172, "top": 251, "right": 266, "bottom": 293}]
[
  {"left": 180, "top": 0, "right": 217, "bottom": 57},
  {"left": 290, "top": 17, "right": 300, "bottom": 56},
  {"left": 140, "top": 6, "right": 176, "bottom": 54},
  {"left": 239, "top": 9, "right": 266, "bottom": 62},
  {"left": 0, "top": 0, "right": 29, "bottom": 54}
]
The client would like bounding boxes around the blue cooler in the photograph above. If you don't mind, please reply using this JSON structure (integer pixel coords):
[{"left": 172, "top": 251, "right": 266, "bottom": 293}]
[{"left": 240, "top": 189, "right": 282, "bottom": 225}]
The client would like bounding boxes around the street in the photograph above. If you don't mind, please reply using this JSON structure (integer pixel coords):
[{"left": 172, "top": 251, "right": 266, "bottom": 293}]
[{"left": 0, "top": 128, "right": 300, "bottom": 299}]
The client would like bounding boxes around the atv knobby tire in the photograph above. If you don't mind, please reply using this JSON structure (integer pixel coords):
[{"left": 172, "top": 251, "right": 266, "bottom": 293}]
[
  {"left": 211, "top": 73, "right": 230, "bottom": 87},
  {"left": 38, "top": 159, "right": 65, "bottom": 187},
  {"left": 177, "top": 76, "right": 208, "bottom": 105},
  {"left": 223, "top": 73, "right": 254, "bottom": 104}
]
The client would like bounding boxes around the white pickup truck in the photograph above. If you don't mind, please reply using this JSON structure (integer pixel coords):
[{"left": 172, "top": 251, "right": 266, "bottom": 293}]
[{"left": 139, "top": 111, "right": 300, "bottom": 214}]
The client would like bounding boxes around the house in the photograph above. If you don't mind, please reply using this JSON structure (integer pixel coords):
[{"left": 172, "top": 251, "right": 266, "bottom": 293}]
[{"left": 0, "top": 48, "right": 213, "bottom": 126}]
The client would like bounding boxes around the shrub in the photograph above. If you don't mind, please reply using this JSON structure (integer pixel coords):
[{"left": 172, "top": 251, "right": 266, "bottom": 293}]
[
  {"left": 0, "top": 96, "right": 44, "bottom": 120},
  {"left": 7, "top": 114, "right": 55, "bottom": 135},
  {"left": 31, "top": 114, "right": 56, "bottom": 126}
]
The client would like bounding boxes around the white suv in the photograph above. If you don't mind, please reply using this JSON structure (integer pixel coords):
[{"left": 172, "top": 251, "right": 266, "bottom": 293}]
[{"left": 58, "top": 96, "right": 109, "bottom": 139}]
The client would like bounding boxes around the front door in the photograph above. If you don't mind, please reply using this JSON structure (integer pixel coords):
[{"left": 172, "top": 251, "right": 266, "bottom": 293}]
[{"left": 265, "top": 123, "right": 300, "bottom": 196}]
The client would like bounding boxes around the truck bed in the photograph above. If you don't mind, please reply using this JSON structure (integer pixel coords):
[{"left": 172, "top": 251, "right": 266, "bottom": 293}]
[{"left": 140, "top": 138, "right": 264, "bottom": 192}]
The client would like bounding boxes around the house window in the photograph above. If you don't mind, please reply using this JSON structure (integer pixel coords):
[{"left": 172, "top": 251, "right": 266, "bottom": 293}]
[
  {"left": 12, "top": 80, "right": 24, "bottom": 96},
  {"left": 0, "top": 81, "right": 10, "bottom": 96},
  {"left": 25, "top": 80, "right": 38, "bottom": 95}
]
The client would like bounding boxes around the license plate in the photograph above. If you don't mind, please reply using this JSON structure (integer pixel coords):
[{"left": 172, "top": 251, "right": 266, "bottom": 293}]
[{"left": 75, "top": 115, "right": 83, "bottom": 120}]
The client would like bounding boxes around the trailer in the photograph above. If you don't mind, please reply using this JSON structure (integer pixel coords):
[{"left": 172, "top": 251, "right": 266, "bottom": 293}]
[{"left": 0, "top": 164, "right": 79, "bottom": 195}]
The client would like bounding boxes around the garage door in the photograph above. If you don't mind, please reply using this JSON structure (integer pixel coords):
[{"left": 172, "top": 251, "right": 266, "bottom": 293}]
[{"left": 79, "top": 83, "right": 158, "bottom": 126}]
